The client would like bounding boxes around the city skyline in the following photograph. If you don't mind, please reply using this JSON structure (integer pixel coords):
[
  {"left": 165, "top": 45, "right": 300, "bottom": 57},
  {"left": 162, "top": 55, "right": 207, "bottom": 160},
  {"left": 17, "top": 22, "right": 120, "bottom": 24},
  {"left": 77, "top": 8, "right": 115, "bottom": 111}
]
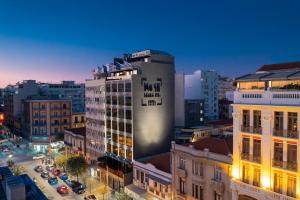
[{"left": 1, "top": 0, "right": 300, "bottom": 87}]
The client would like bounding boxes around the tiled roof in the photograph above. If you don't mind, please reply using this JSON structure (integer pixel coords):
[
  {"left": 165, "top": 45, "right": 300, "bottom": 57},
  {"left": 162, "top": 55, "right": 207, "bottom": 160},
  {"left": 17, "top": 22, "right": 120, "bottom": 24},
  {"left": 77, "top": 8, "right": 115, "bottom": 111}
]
[
  {"left": 257, "top": 62, "right": 300, "bottom": 72},
  {"left": 140, "top": 152, "right": 171, "bottom": 173},
  {"left": 65, "top": 127, "right": 86, "bottom": 137},
  {"left": 187, "top": 135, "right": 233, "bottom": 156}
]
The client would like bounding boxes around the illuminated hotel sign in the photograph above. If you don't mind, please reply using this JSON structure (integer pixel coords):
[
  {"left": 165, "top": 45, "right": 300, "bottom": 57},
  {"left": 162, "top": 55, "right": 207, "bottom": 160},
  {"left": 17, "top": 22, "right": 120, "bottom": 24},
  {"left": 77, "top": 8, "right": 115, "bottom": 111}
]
[
  {"left": 141, "top": 78, "right": 162, "bottom": 106},
  {"left": 131, "top": 50, "right": 151, "bottom": 58}
]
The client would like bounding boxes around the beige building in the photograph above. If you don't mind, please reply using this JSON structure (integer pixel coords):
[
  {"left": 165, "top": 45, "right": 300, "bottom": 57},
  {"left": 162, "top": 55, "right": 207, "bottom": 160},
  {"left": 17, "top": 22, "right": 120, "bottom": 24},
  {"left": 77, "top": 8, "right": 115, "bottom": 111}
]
[
  {"left": 171, "top": 136, "right": 233, "bottom": 200},
  {"left": 64, "top": 127, "right": 86, "bottom": 156},
  {"left": 231, "top": 62, "right": 300, "bottom": 200},
  {"left": 126, "top": 153, "right": 172, "bottom": 200},
  {"left": 71, "top": 112, "right": 85, "bottom": 128},
  {"left": 22, "top": 96, "right": 72, "bottom": 154}
]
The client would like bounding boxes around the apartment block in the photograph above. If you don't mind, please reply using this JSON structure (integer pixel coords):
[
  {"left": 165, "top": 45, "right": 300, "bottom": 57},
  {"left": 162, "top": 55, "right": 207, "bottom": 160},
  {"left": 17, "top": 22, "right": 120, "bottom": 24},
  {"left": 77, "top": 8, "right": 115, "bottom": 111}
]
[
  {"left": 97, "top": 49, "right": 175, "bottom": 192},
  {"left": 3, "top": 80, "right": 39, "bottom": 133},
  {"left": 22, "top": 96, "right": 72, "bottom": 153},
  {"left": 40, "top": 81, "right": 85, "bottom": 113},
  {"left": 126, "top": 153, "right": 172, "bottom": 200},
  {"left": 64, "top": 127, "right": 86, "bottom": 156},
  {"left": 171, "top": 136, "right": 233, "bottom": 200},
  {"left": 231, "top": 62, "right": 300, "bottom": 200},
  {"left": 71, "top": 112, "right": 85, "bottom": 128},
  {"left": 185, "top": 70, "right": 219, "bottom": 121}
]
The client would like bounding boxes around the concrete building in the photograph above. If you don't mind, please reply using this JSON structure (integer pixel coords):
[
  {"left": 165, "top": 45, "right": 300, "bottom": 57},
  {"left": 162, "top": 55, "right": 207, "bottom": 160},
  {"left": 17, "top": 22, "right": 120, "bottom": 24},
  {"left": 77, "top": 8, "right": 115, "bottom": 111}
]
[
  {"left": 231, "top": 62, "right": 300, "bottom": 200},
  {"left": 218, "top": 76, "right": 234, "bottom": 100},
  {"left": 175, "top": 73, "right": 185, "bottom": 127},
  {"left": 185, "top": 70, "right": 219, "bottom": 121},
  {"left": 125, "top": 153, "right": 172, "bottom": 200},
  {"left": 71, "top": 112, "right": 85, "bottom": 128},
  {"left": 64, "top": 127, "right": 86, "bottom": 156},
  {"left": 3, "top": 80, "right": 39, "bottom": 134},
  {"left": 98, "top": 49, "right": 175, "bottom": 192},
  {"left": 40, "top": 81, "right": 85, "bottom": 113},
  {"left": 85, "top": 70, "right": 107, "bottom": 176},
  {"left": 0, "top": 88, "right": 4, "bottom": 107},
  {"left": 22, "top": 96, "right": 72, "bottom": 154},
  {"left": 171, "top": 135, "right": 233, "bottom": 200}
]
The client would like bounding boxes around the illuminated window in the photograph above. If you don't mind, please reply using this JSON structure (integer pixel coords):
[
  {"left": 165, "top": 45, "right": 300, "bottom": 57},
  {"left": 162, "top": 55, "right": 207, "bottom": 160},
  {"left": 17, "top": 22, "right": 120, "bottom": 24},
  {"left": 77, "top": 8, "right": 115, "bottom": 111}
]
[
  {"left": 242, "top": 110, "right": 250, "bottom": 127},
  {"left": 273, "top": 171, "right": 283, "bottom": 194},
  {"left": 287, "top": 175, "right": 296, "bottom": 198},
  {"left": 252, "top": 167, "right": 261, "bottom": 187},
  {"left": 288, "top": 112, "right": 297, "bottom": 131},
  {"left": 242, "top": 165, "right": 250, "bottom": 184}
]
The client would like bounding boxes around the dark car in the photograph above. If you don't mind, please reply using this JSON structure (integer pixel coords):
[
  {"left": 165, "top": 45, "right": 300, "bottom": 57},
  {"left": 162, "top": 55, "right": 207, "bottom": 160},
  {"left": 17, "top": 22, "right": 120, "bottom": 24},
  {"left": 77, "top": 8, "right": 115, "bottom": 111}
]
[
  {"left": 41, "top": 171, "right": 49, "bottom": 179},
  {"left": 57, "top": 185, "right": 69, "bottom": 195},
  {"left": 59, "top": 173, "right": 68, "bottom": 181},
  {"left": 48, "top": 176, "right": 58, "bottom": 185},
  {"left": 68, "top": 180, "right": 86, "bottom": 194},
  {"left": 34, "top": 165, "right": 43, "bottom": 173}
]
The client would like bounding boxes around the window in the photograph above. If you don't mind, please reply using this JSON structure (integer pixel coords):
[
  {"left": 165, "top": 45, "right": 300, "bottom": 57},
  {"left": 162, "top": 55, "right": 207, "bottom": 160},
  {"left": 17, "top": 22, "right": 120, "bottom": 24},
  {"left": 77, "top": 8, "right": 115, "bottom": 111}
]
[
  {"left": 253, "top": 110, "right": 261, "bottom": 132},
  {"left": 179, "top": 177, "right": 185, "bottom": 194},
  {"left": 288, "top": 112, "right": 297, "bottom": 131},
  {"left": 274, "top": 142, "right": 283, "bottom": 162},
  {"left": 242, "top": 110, "right": 250, "bottom": 127},
  {"left": 192, "top": 161, "right": 203, "bottom": 176},
  {"left": 126, "top": 110, "right": 132, "bottom": 120},
  {"left": 242, "top": 137, "right": 250, "bottom": 154},
  {"left": 274, "top": 112, "right": 284, "bottom": 130},
  {"left": 141, "top": 172, "right": 144, "bottom": 184},
  {"left": 253, "top": 139, "right": 261, "bottom": 162},
  {"left": 192, "top": 184, "right": 203, "bottom": 200},
  {"left": 287, "top": 144, "right": 297, "bottom": 166},
  {"left": 179, "top": 157, "right": 185, "bottom": 169},
  {"left": 242, "top": 165, "right": 250, "bottom": 183},
  {"left": 273, "top": 172, "right": 283, "bottom": 193},
  {"left": 252, "top": 167, "right": 261, "bottom": 187},
  {"left": 287, "top": 175, "right": 296, "bottom": 197},
  {"left": 214, "top": 167, "right": 222, "bottom": 181}
]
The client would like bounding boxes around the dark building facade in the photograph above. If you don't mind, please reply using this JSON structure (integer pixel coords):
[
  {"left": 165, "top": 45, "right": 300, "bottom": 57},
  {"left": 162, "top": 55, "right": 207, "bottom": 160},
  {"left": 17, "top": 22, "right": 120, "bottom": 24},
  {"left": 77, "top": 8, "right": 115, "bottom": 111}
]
[{"left": 184, "top": 99, "right": 205, "bottom": 127}]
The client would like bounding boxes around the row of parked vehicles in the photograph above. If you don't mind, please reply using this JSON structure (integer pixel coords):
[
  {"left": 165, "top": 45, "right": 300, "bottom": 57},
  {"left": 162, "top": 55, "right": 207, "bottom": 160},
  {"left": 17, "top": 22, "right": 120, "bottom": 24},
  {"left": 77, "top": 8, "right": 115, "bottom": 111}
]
[{"left": 34, "top": 165, "right": 86, "bottom": 195}]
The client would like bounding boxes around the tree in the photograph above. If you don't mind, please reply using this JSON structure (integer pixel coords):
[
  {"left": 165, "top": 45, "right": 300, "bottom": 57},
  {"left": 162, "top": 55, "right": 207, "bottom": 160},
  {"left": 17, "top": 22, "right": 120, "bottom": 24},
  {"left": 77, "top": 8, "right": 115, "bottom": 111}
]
[
  {"left": 66, "top": 155, "right": 88, "bottom": 181},
  {"left": 12, "top": 164, "right": 25, "bottom": 176},
  {"left": 54, "top": 154, "right": 70, "bottom": 172}
]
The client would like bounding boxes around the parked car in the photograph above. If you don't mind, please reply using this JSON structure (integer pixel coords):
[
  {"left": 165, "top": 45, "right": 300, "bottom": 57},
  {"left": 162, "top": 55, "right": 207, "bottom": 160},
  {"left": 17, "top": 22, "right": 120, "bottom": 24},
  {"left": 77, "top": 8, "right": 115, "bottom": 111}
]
[
  {"left": 33, "top": 153, "right": 45, "bottom": 160},
  {"left": 52, "top": 168, "right": 61, "bottom": 176},
  {"left": 66, "top": 180, "right": 86, "bottom": 194},
  {"left": 41, "top": 171, "right": 49, "bottom": 179},
  {"left": 48, "top": 176, "right": 58, "bottom": 185},
  {"left": 34, "top": 165, "right": 43, "bottom": 173},
  {"left": 59, "top": 173, "right": 68, "bottom": 181},
  {"left": 57, "top": 185, "right": 69, "bottom": 195},
  {"left": 84, "top": 195, "right": 97, "bottom": 200}
]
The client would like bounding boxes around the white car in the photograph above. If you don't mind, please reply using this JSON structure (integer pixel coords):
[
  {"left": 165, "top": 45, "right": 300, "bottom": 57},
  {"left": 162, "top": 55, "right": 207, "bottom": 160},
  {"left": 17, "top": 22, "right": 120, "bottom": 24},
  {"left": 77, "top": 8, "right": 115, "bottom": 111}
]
[{"left": 33, "top": 154, "right": 45, "bottom": 160}]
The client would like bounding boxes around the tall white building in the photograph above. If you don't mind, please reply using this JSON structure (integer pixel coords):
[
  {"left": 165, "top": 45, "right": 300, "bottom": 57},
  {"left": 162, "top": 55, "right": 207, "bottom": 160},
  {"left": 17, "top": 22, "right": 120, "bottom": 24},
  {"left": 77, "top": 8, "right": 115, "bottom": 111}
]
[
  {"left": 185, "top": 70, "right": 219, "bottom": 121},
  {"left": 231, "top": 62, "right": 300, "bottom": 200},
  {"left": 85, "top": 69, "right": 106, "bottom": 170}
]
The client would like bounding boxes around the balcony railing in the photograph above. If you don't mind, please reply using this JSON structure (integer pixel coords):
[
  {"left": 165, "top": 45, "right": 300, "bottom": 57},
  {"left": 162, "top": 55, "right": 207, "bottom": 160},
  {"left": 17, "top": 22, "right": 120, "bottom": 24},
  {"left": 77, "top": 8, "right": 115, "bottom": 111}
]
[
  {"left": 241, "top": 153, "right": 261, "bottom": 164},
  {"left": 241, "top": 126, "right": 262, "bottom": 134},
  {"left": 272, "top": 159, "right": 298, "bottom": 172},
  {"left": 273, "top": 129, "right": 299, "bottom": 139}
]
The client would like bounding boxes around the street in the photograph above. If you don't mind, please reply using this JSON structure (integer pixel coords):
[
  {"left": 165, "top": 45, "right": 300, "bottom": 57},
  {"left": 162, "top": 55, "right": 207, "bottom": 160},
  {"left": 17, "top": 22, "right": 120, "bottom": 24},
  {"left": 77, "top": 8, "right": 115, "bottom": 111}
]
[{"left": 0, "top": 135, "right": 110, "bottom": 200}]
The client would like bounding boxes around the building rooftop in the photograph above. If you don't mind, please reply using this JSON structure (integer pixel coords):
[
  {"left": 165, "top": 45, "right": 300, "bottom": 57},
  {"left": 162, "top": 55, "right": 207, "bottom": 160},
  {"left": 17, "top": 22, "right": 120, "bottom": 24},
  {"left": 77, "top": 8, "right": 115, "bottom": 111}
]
[
  {"left": 65, "top": 127, "right": 86, "bottom": 137},
  {"left": 257, "top": 61, "right": 300, "bottom": 72},
  {"left": 186, "top": 135, "right": 233, "bottom": 156},
  {"left": 139, "top": 152, "right": 171, "bottom": 173}
]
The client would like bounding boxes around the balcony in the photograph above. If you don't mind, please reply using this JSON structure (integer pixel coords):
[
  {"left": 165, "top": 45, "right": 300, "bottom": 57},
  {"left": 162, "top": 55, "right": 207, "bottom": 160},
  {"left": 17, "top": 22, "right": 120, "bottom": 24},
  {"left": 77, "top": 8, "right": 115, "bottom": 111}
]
[
  {"left": 241, "top": 153, "right": 261, "bottom": 164},
  {"left": 272, "top": 159, "right": 298, "bottom": 172},
  {"left": 273, "top": 129, "right": 299, "bottom": 139},
  {"left": 231, "top": 179, "right": 297, "bottom": 200},
  {"left": 241, "top": 126, "right": 262, "bottom": 134},
  {"left": 234, "top": 90, "right": 300, "bottom": 106},
  {"left": 176, "top": 167, "right": 186, "bottom": 178}
]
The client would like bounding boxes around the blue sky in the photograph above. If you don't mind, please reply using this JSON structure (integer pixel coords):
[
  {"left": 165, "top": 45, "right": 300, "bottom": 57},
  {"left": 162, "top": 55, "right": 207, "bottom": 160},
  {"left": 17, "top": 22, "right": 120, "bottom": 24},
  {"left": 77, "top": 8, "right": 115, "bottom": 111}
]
[{"left": 0, "top": 0, "right": 300, "bottom": 86}]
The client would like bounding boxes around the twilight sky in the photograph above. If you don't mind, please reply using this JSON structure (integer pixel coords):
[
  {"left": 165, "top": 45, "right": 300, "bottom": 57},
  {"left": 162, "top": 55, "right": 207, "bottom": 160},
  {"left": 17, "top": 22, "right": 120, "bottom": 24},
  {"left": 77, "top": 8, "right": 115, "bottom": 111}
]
[{"left": 0, "top": 0, "right": 300, "bottom": 87}]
